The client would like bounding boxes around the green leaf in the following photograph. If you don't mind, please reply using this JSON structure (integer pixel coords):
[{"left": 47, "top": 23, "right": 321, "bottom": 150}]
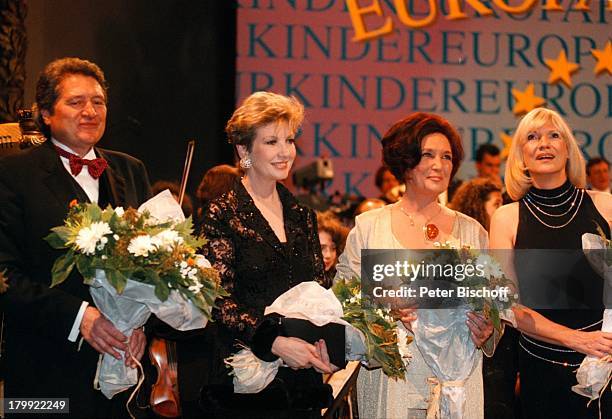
[
  {"left": 50, "top": 250, "right": 76, "bottom": 287},
  {"left": 51, "top": 226, "right": 73, "bottom": 242},
  {"left": 489, "top": 307, "right": 502, "bottom": 332},
  {"left": 44, "top": 231, "right": 68, "bottom": 249},
  {"left": 106, "top": 269, "right": 128, "bottom": 294},
  {"left": 101, "top": 206, "right": 115, "bottom": 223},
  {"left": 155, "top": 280, "right": 170, "bottom": 302},
  {"left": 76, "top": 255, "right": 95, "bottom": 281},
  {"left": 87, "top": 203, "right": 103, "bottom": 221},
  {"left": 109, "top": 212, "right": 120, "bottom": 231}
]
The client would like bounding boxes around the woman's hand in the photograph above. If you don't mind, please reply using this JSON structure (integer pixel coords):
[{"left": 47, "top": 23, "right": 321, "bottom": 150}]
[
  {"left": 271, "top": 336, "right": 333, "bottom": 373},
  {"left": 314, "top": 339, "right": 340, "bottom": 374},
  {"left": 398, "top": 308, "right": 417, "bottom": 332},
  {"left": 564, "top": 330, "right": 612, "bottom": 358},
  {"left": 466, "top": 312, "right": 493, "bottom": 348}
]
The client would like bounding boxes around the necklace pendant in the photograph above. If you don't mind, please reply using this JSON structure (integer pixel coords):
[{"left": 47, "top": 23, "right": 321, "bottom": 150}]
[{"left": 424, "top": 223, "right": 439, "bottom": 241}]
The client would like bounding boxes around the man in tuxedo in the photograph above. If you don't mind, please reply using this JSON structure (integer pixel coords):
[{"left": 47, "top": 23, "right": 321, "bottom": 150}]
[{"left": 0, "top": 58, "right": 151, "bottom": 417}]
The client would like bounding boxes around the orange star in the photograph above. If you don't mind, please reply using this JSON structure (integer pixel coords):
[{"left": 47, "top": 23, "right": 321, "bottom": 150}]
[
  {"left": 591, "top": 41, "right": 612, "bottom": 76},
  {"left": 499, "top": 132, "right": 513, "bottom": 160},
  {"left": 544, "top": 50, "right": 580, "bottom": 87},
  {"left": 511, "top": 83, "right": 546, "bottom": 116}
]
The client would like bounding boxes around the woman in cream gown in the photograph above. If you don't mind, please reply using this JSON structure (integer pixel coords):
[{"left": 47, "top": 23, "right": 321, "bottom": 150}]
[{"left": 335, "top": 112, "right": 494, "bottom": 419}]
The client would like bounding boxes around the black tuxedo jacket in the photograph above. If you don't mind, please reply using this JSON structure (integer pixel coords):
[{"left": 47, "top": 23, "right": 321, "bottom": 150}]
[{"left": 0, "top": 140, "right": 151, "bottom": 416}]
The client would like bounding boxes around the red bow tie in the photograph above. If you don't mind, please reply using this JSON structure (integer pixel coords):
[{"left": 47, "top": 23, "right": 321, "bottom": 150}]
[{"left": 54, "top": 146, "right": 108, "bottom": 179}]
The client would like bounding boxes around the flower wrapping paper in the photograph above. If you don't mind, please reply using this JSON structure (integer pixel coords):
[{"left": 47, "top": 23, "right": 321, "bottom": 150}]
[
  {"left": 90, "top": 190, "right": 209, "bottom": 398},
  {"left": 572, "top": 233, "right": 612, "bottom": 401},
  {"left": 91, "top": 268, "right": 209, "bottom": 398},
  {"left": 227, "top": 282, "right": 367, "bottom": 393},
  {"left": 412, "top": 307, "right": 479, "bottom": 419}
]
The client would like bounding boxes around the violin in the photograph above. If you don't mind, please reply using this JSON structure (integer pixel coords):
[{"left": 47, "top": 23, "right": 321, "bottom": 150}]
[
  {"left": 149, "top": 140, "right": 194, "bottom": 418},
  {"left": 149, "top": 337, "right": 180, "bottom": 418}
]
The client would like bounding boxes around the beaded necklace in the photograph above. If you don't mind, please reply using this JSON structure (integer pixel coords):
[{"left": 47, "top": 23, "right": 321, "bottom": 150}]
[{"left": 521, "top": 182, "right": 584, "bottom": 229}]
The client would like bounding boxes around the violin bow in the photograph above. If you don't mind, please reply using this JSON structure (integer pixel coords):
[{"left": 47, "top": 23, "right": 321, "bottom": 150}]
[{"left": 178, "top": 140, "right": 195, "bottom": 206}]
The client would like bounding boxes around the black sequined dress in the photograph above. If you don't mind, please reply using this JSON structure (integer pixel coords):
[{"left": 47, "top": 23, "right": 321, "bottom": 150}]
[{"left": 200, "top": 179, "right": 327, "bottom": 417}]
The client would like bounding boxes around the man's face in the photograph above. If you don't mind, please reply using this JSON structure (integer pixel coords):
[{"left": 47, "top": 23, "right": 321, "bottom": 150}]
[
  {"left": 41, "top": 74, "right": 107, "bottom": 155},
  {"left": 588, "top": 161, "right": 610, "bottom": 191},
  {"left": 476, "top": 152, "right": 501, "bottom": 179}
]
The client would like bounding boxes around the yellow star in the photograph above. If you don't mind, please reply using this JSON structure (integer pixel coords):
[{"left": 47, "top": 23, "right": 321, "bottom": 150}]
[
  {"left": 511, "top": 83, "right": 546, "bottom": 116},
  {"left": 499, "top": 132, "right": 513, "bottom": 160},
  {"left": 591, "top": 41, "right": 612, "bottom": 76},
  {"left": 544, "top": 50, "right": 580, "bottom": 87}
]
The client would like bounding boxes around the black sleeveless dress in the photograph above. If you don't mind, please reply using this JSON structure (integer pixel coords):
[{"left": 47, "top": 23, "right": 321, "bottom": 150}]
[{"left": 515, "top": 181, "right": 611, "bottom": 419}]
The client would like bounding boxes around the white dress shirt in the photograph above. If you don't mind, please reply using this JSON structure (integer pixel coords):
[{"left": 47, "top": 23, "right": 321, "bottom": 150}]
[{"left": 51, "top": 138, "right": 98, "bottom": 342}]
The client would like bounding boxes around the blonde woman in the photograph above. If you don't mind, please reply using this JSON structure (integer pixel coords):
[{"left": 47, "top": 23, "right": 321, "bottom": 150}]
[
  {"left": 490, "top": 107, "right": 612, "bottom": 418},
  {"left": 201, "top": 92, "right": 335, "bottom": 418}
]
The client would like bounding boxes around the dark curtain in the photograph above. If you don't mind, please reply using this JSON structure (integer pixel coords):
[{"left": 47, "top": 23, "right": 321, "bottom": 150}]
[
  {"left": 23, "top": 0, "right": 237, "bottom": 196},
  {"left": 0, "top": 0, "right": 26, "bottom": 122}
]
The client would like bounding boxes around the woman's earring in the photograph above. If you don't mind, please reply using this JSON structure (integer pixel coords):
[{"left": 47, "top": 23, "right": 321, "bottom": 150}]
[{"left": 239, "top": 156, "right": 252, "bottom": 169}]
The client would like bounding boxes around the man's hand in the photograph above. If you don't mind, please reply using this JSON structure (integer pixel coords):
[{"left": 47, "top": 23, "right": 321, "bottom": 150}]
[
  {"left": 80, "top": 306, "right": 127, "bottom": 359},
  {"left": 125, "top": 328, "right": 146, "bottom": 368}
]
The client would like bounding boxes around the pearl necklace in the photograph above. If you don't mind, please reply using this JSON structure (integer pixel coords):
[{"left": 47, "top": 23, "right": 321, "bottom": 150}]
[
  {"left": 529, "top": 184, "right": 574, "bottom": 200},
  {"left": 525, "top": 185, "right": 577, "bottom": 208},
  {"left": 518, "top": 318, "right": 603, "bottom": 367},
  {"left": 521, "top": 183, "right": 584, "bottom": 229},
  {"left": 523, "top": 188, "right": 580, "bottom": 218},
  {"left": 518, "top": 340, "right": 581, "bottom": 367}
]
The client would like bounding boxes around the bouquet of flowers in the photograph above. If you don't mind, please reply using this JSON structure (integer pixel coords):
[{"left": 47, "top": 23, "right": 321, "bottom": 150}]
[
  {"left": 332, "top": 277, "right": 410, "bottom": 380},
  {"left": 225, "top": 280, "right": 410, "bottom": 394},
  {"left": 405, "top": 245, "right": 517, "bottom": 419},
  {"left": 573, "top": 230, "right": 612, "bottom": 403},
  {"left": 45, "top": 190, "right": 226, "bottom": 398}
]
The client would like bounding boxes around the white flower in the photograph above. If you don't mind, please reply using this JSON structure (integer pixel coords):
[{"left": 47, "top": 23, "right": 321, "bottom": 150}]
[
  {"left": 188, "top": 279, "right": 203, "bottom": 293},
  {"left": 75, "top": 221, "right": 112, "bottom": 255},
  {"left": 91, "top": 221, "right": 112, "bottom": 237},
  {"left": 396, "top": 327, "right": 413, "bottom": 366},
  {"left": 152, "top": 229, "right": 184, "bottom": 251},
  {"left": 113, "top": 234, "right": 119, "bottom": 240},
  {"left": 114, "top": 207, "right": 125, "bottom": 217},
  {"left": 495, "top": 285, "right": 509, "bottom": 302},
  {"left": 195, "top": 254, "right": 211, "bottom": 269},
  {"left": 76, "top": 228, "right": 98, "bottom": 254},
  {"left": 476, "top": 254, "right": 504, "bottom": 279},
  {"left": 127, "top": 235, "right": 157, "bottom": 257}
]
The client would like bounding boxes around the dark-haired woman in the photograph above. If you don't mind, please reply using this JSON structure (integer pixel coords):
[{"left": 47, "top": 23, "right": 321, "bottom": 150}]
[
  {"left": 316, "top": 211, "right": 349, "bottom": 288},
  {"left": 336, "top": 112, "right": 495, "bottom": 418}
]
